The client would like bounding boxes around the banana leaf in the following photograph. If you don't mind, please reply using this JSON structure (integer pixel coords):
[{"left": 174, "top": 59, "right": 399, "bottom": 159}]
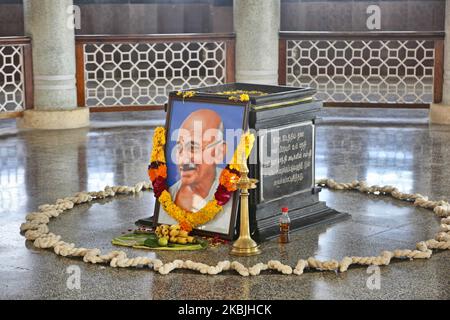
[{"left": 112, "top": 233, "right": 208, "bottom": 251}]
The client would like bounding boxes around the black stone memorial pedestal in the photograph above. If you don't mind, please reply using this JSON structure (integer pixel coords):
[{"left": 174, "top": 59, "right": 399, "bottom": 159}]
[
  {"left": 247, "top": 93, "right": 350, "bottom": 240},
  {"left": 136, "top": 83, "right": 349, "bottom": 241}
]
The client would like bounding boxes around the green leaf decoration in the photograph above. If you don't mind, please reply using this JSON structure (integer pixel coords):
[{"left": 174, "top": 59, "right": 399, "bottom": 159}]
[
  {"left": 143, "top": 236, "right": 160, "bottom": 248},
  {"left": 111, "top": 232, "right": 208, "bottom": 251}
]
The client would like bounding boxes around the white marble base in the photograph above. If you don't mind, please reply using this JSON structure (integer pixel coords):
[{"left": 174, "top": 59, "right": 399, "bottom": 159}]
[
  {"left": 430, "top": 103, "right": 450, "bottom": 124},
  {"left": 17, "top": 108, "right": 90, "bottom": 130}
]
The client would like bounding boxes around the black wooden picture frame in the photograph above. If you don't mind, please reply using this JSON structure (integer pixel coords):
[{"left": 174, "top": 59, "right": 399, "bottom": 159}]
[{"left": 152, "top": 92, "right": 249, "bottom": 240}]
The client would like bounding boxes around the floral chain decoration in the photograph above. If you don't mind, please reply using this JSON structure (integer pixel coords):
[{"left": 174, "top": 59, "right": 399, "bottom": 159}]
[
  {"left": 19, "top": 178, "right": 450, "bottom": 276},
  {"left": 176, "top": 89, "right": 268, "bottom": 102},
  {"left": 148, "top": 127, "right": 255, "bottom": 232},
  {"left": 215, "top": 90, "right": 268, "bottom": 102},
  {"left": 176, "top": 90, "right": 196, "bottom": 99}
]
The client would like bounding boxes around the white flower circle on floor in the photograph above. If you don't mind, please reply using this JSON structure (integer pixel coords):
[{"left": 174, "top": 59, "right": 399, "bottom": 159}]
[{"left": 20, "top": 179, "right": 450, "bottom": 276}]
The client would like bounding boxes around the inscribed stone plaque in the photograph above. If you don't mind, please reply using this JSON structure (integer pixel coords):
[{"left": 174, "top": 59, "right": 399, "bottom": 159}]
[{"left": 259, "top": 121, "right": 314, "bottom": 202}]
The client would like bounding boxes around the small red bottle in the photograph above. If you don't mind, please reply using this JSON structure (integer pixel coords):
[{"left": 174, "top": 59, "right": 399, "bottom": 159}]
[{"left": 279, "top": 207, "right": 291, "bottom": 243}]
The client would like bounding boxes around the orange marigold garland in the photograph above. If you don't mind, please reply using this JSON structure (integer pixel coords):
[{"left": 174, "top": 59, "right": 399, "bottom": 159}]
[
  {"left": 219, "top": 167, "right": 240, "bottom": 192},
  {"left": 148, "top": 164, "right": 167, "bottom": 182},
  {"left": 148, "top": 127, "right": 254, "bottom": 232}
]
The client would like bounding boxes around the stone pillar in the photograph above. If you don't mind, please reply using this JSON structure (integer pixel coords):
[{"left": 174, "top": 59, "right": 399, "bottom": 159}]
[
  {"left": 430, "top": 0, "right": 450, "bottom": 124},
  {"left": 234, "top": 0, "right": 280, "bottom": 85},
  {"left": 18, "top": 0, "right": 89, "bottom": 130}
]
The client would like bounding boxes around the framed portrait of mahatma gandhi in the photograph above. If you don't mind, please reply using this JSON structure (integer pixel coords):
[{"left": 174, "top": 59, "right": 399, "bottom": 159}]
[{"left": 153, "top": 94, "right": 249, "bottom": 240}]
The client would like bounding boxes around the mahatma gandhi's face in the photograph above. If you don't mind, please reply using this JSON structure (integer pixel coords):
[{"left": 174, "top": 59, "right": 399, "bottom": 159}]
[{"left": 174, "top": 110, "right": 226, "bottom": 187}]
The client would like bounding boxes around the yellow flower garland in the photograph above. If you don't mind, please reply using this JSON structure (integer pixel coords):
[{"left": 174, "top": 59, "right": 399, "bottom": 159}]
[
  {"left": 158, "top": 190, "right": 223, "bottom": 231},
  {"left": 149, "top": 127, "right": 255, "bottom": 232},
  {"left": 150, "top": 127, "right": 166, "bottom": 163},
  {"left": 176, "top": 90, "right": 196, "bottom": 99}
]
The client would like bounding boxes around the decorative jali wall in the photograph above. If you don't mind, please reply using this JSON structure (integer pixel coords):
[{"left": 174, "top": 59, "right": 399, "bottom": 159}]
[
  {"left": 286, "top": 39, "right": 436, "bottom": 104},
  {"left": 83, "top": 40, "right": 227, "bottom": 106},
  {"left": 0, "top": 45, "right": 25, "bottom": 113}
]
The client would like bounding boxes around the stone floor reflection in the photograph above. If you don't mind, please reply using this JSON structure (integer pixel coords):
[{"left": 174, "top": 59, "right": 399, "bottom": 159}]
[{"left": 0, "top": 109, "right": 449, "bottom": 299}]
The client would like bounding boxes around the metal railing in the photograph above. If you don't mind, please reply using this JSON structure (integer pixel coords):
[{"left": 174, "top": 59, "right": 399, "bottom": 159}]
[{"left": 279, "top": 31, "right": 445, "bottom": 108}]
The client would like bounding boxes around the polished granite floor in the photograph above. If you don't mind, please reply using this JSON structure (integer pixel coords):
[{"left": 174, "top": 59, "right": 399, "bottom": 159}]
[{"left": 0, "top": 109, "right": 449, "bottom": 300}]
